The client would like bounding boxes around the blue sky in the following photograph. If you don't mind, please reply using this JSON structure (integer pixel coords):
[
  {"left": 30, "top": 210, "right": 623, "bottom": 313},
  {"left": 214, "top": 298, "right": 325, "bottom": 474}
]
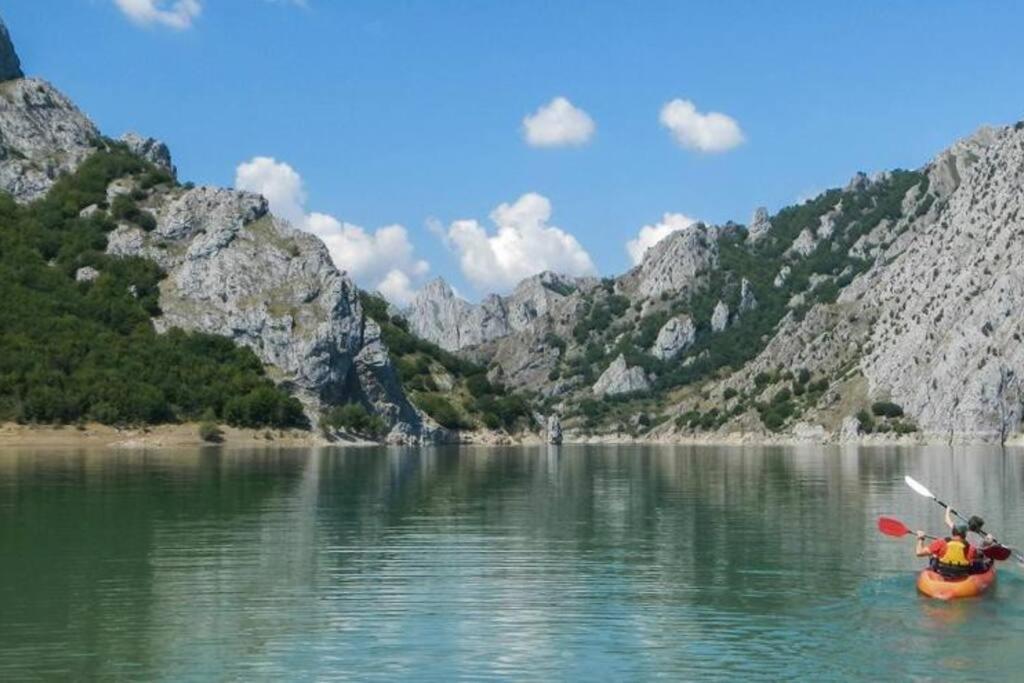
[{"left": 7, "top": 1, "right": 1024, "bottom": 302}]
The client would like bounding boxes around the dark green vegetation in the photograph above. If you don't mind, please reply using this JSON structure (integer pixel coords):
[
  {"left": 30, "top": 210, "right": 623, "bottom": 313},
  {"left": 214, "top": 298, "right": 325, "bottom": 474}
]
[
  {"left": 0, "top": 143, "right": 307, "bottom": 429},
  {"left": 361, "top": 293, "right": 532, "bottom": 431},
  {"left": 672, "top": 367, "right": 832, "bottom": 433},
  {"left": 559, "top": 170, "right": 929, "bottom": 433},
  {"left": 321, "top": 403, "right": 386, "bottom": 439},
  {"left": 858, "top": 401, "right": 917, "bottom": 434}
]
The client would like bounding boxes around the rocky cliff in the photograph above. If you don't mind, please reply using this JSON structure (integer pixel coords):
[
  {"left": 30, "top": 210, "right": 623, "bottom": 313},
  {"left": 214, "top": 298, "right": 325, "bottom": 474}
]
[
  {"left": 101, "top": 165, "right": 441, "bottom": 444},
  {"left": 406, "top": 271, "right": 593, "bottom": 352}
]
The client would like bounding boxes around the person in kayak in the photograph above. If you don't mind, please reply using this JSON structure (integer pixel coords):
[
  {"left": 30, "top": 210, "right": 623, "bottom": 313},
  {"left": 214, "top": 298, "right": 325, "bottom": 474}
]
[{"left": 915, "top": 523, "right": 976, "bottom": 577}]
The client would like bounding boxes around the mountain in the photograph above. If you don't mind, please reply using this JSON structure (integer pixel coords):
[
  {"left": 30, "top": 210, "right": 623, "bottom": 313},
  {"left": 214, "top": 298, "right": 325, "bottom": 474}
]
[
  {"left": 0, "top": 18, "right": 472, "bottom": 444},
  {"left": 405, "top": 271, "right": 594, "bottom": 352},
  {"left": 4, "top": 12, "right": 1023, "bottom": 445},
  {"left": 406, "top": 121, "right": 1024, "bottom": 444}
]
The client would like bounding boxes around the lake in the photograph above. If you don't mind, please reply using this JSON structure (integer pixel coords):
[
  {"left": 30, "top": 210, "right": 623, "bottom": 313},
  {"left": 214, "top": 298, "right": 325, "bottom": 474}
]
[{"left": 1, "top": 444, "right": 1023, "bottom": 680}]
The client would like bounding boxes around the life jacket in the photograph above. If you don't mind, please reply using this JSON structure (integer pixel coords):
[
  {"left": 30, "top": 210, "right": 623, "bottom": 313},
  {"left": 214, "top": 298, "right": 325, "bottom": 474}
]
[{"left": 937, "top": 537, "right": 971, "bottom": 569}]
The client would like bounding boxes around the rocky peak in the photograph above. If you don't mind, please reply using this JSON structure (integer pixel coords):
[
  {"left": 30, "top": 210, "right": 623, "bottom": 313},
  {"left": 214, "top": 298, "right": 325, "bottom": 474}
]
[
  {"left": 406, "top": 277, "right": 485, "bottom": 351},
  {"left": 0, "top": 18, "right": 23, "bottom": 82},
  {"left": 120, "top": 132, "right": 176, "bottom": 178},
  {"left": 406, "top": 271, "right": 585, "bottom": 352},
  {"left": 0, "top": 78, "right": 100, "bottom": 202},
  {"left": 628, "top": 222, "right": 719, "bottom": 300},
  {"left": 748, "top": 207, "right": 771, "bottom": 242}
]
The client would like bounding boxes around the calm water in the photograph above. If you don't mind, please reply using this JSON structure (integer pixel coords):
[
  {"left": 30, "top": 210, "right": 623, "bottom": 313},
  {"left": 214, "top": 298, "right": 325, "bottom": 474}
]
[{"left": 2, "top": 445, "right": 1024, "bottom": 680}]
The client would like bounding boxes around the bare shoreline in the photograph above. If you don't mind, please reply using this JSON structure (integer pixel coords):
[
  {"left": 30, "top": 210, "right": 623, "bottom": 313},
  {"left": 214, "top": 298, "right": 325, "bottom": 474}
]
[{"left": 2, "top": 422, "right": 1019, "bottom": 451}]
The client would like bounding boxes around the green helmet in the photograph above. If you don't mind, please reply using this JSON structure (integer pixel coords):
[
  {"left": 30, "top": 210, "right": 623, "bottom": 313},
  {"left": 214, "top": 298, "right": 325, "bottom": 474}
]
[{"left": 952, "top": 522, "right": 969, "bottom": 538}]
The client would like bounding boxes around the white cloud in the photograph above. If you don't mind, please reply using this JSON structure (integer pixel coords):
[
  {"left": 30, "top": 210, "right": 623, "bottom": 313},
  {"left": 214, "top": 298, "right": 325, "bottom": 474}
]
[
  {"left": 442, "top": 193, "right": 597, "bottom": 292},
  {"left": 522, "top": 97, "right": 596, "bottom": 148},
  {"left": 626, "top": 213, "right": 699, "bottom": 265},
  {"left": 235, "top": 157, "right": 429, "bottom": 306},
  {"left": 114, "top": 0, "right": 202, "bottom": 29},
  {"left": 659, "top": 99, "right": 744, "bottom": 153}
]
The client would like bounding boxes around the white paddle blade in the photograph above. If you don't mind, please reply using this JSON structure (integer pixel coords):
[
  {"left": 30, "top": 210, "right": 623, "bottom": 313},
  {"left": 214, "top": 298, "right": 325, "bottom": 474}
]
[{"left": 904, "top": 475, "right": 935, "bottom": 499}]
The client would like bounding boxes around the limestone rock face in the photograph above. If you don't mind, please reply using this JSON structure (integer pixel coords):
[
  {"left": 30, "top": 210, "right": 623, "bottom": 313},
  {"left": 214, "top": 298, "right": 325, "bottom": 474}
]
[
  {"left": 839, "top": 416, "right": 861, "bottom": 442},
  {"left": 120, "top": 132, "right": 176, "bottom": 177},
  {"left": 651, "top": 314, "right": 695, "bottom": 360},
  {"left": 853, "top": 124, "right": 1024, "bottom": 441},
  {"left": 0, "top": 78, "right": 100, "bottom": 202},
  {"left": 704, "top": 122, "right": 1024, "bottom": 443},
  {"left": 739, "top": 278, "right": 758, "bottom": 313},
  {"left": 404, "top": 277, "right": 516, "bottom": 351},
  {"left": 593, "top": 355, "right": 649, "bottom": 396},
  {"left": 546, "top": 414, "right": 563, "bottom": 444},
  {"left": 108, "top": 185, "right": 440, "bottom": 443},
  {"left": 711, "top": 301, "right": 730, "bottom": 332},
  {"left": 75, "top": 266, "right": 100, "bottom": 283},
  {"left": 748, "top": 207, "right": 771, "bottom": 242},
  {"left": 406, "top": 271, "right": 580, "bottom": 351},
  {"left": 788, "top": 228, "right": 817, "bottom": 257},
  {"left": 627, "top": 224, "right": 719, "bottom": 300},
  {"left": 773, "top": 265, "right": 791, "bottom": 288},
  {"left": 0, "top": 18, "right": 22, "bottom": 82}
]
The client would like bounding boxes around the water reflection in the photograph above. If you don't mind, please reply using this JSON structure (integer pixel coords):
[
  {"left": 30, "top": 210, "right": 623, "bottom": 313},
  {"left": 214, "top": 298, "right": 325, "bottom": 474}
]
[{"left": 1, "top": 444, "right": 1023, "bottom": 679}]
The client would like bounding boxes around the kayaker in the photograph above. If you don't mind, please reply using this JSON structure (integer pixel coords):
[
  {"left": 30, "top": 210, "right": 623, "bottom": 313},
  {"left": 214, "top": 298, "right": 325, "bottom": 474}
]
[{"left": 915, "top": 523, "right": 976, "bottom": 577}]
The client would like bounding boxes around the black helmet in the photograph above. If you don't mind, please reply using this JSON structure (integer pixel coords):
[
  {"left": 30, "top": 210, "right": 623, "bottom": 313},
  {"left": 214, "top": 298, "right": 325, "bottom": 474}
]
[{"left": 968, "top": 515, "right": 985, "bottom": 533}]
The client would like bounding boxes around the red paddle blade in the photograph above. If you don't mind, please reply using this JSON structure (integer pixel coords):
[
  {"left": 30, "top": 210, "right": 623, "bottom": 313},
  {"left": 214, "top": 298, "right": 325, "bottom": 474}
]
[
  {"left": 984, "top": 544, "right": 1012, "bottom": 561},
  {"left": 878, "top": 516, "right": 911, "bottom": 537}
]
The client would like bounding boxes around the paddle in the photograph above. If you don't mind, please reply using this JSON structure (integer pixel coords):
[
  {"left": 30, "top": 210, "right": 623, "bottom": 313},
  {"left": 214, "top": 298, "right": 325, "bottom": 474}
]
[
  {"left": 903, "top": 475, "right": 1023, "bottom": 564},
  {"left": 877, "top": 516, "right": 1011, "bottom": 560},
  {"left": 878, "top": 516, "right": 933, "bottom": 539}
]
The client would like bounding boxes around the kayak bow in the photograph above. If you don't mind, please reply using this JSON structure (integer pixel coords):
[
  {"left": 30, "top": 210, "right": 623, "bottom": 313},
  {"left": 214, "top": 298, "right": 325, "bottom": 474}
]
[{"left": 917, "top": 563, "right": 996, "bottom": 600}]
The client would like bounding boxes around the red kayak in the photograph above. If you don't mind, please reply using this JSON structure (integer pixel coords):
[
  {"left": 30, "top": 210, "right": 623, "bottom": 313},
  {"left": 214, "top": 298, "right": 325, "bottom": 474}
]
[{"left": 916, "top": 564, "right": 996, "bottom": 600}]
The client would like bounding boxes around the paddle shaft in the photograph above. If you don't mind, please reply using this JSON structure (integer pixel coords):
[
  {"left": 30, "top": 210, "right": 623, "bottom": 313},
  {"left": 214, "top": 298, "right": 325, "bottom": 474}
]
[{"left": 923, "top": 490, "right": 1024, "bottom": 562}]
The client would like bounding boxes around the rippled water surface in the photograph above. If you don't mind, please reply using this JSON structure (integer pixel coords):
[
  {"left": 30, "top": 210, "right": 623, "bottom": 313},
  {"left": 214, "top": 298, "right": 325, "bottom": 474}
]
[{"left": 2, "top": 444, "right": 1024, "bottom": 680}]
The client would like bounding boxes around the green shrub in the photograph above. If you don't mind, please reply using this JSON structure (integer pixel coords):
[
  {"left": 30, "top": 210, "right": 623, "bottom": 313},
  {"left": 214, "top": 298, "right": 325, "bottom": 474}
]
[
  {"left": 198, "top": 421, "right": 223, "bottom": 443},
  {"left": 466, "top": 373, "right": 494, "bottom": 398},
  {"left": 892, "top": 420, "right": 918, "bottom": 435},
  {"left": 871, "top": 401, "right": 904, "bottom": 418},
  {"left": 416, "top": 393, "right": 470, "bottom": 430},
  {"left": 322, "top": 403, "right": 386, "bottom": 437},
  {"left": 807, "top": 379, "right": 829, "bottom": 393},
  {"left": 723, "top": 387, "right": 738, "bottom": 400},
  {"left": 856, "top": 409, "right": 875, "bottom": 433}
]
